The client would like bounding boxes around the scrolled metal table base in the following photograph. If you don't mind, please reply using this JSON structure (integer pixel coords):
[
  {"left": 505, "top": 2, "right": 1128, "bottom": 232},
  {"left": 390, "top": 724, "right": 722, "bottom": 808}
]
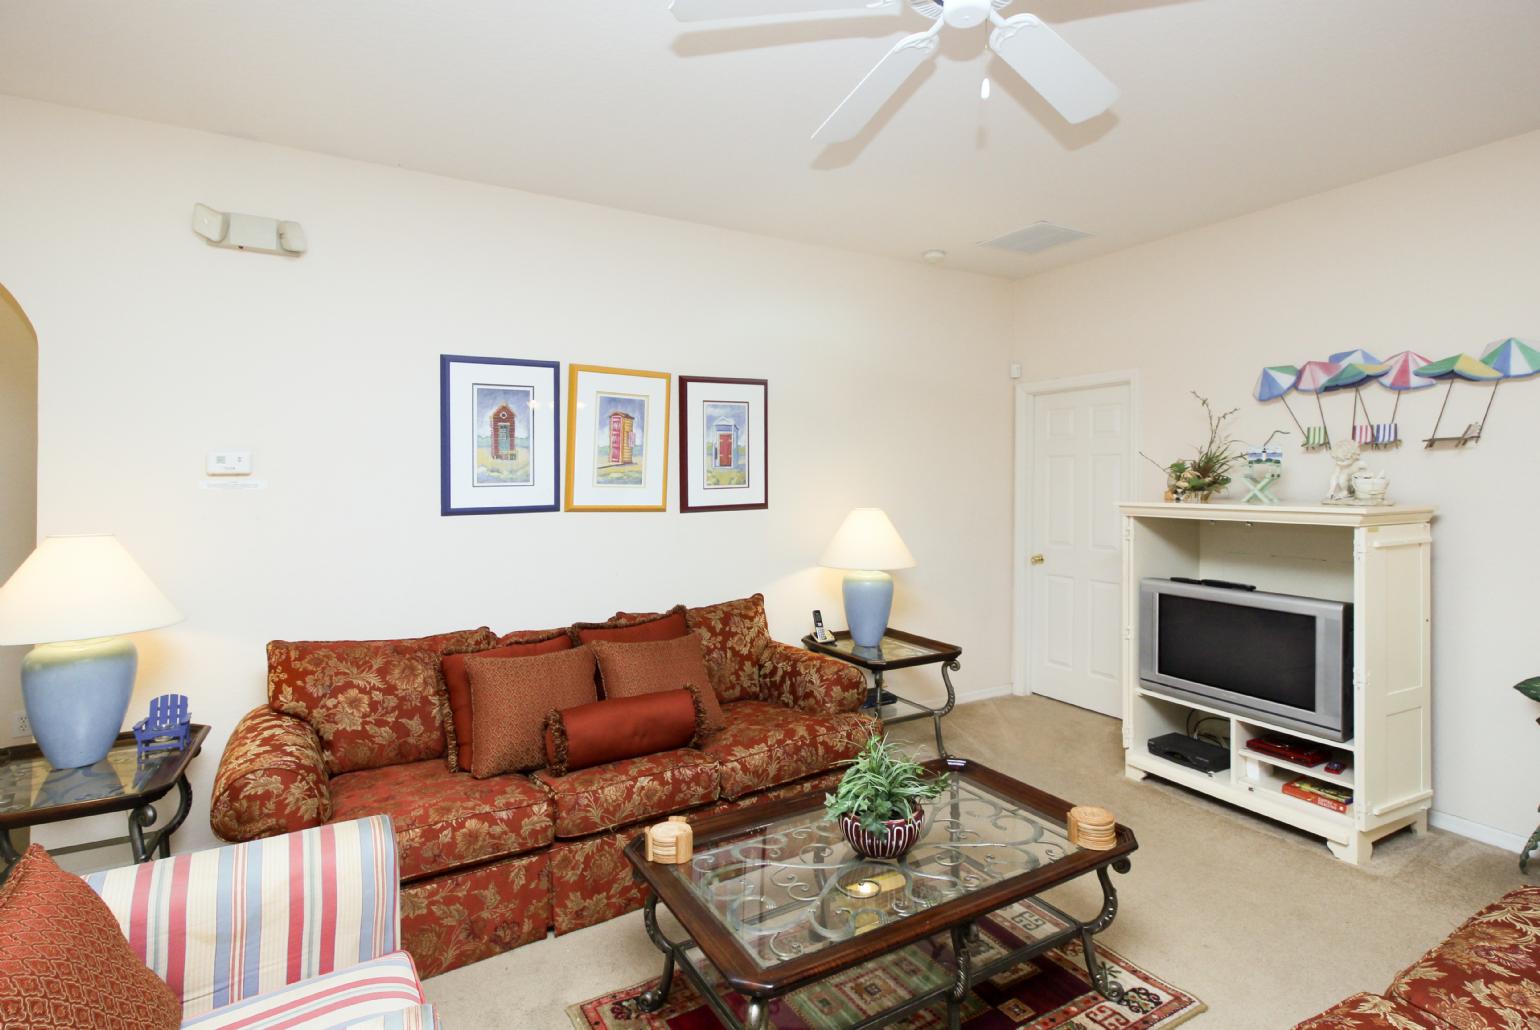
[{"left": 129, "top": 775, "right": 193, "bottom": 863}]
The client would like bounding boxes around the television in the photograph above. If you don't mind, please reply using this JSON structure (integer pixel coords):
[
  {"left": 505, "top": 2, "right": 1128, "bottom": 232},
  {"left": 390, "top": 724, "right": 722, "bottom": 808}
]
[{"left": 1139, "top": 578, "right": 1353, "bottom": 741}]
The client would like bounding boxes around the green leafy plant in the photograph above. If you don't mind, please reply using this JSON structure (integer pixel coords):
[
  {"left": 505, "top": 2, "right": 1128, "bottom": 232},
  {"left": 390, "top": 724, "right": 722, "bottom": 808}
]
[
  {"left": 1141, "top": 392, "right": 1244, "bottom": 497},
  {"left": 824, "top": 735, "right": 949, "bottom": 835}
]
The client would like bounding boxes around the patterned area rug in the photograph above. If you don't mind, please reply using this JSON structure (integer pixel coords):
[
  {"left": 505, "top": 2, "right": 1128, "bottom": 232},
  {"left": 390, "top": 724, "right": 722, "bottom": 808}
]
[{"left": 567, "top": 900, "right": 1204, "bottom": 1029}]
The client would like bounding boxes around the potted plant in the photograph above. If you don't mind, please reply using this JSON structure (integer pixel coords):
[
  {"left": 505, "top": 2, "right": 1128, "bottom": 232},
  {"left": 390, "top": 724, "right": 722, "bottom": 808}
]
[
  {"left": 1144, "top": 393, "right": 1244, "bottom": 503},
  {"left": 824, "top": 735, "right": 949, "bottom": 860}
]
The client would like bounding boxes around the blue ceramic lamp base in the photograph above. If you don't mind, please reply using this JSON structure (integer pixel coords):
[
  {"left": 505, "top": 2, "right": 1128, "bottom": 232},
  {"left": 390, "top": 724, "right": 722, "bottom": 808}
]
[
  {"left": 21, "top": 636, "right": 137, "bottom": 769},
  {"left": 842, "top": 570, "right": 894, "bottom": 648}
]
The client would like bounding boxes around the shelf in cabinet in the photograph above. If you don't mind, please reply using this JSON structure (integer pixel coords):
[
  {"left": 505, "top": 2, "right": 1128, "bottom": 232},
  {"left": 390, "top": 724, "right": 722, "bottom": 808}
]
[{"left": 1237, "top": 747, "right": 1355, "bottom": 787}]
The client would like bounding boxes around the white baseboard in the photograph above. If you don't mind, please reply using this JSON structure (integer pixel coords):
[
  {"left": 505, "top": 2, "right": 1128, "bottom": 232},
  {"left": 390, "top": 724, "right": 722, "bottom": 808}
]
[
  {"left": 955, "top": 683, "right": 1015, "bottom": 705},
  {"left": 1429, "top": 810, "right": 1527, "bottom": 854}
]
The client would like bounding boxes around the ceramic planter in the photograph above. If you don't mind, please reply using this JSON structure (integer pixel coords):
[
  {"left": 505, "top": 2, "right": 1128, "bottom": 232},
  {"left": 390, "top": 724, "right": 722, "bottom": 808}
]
[{"left": 839, "top": 807, "right": 924, "bottom": 860}]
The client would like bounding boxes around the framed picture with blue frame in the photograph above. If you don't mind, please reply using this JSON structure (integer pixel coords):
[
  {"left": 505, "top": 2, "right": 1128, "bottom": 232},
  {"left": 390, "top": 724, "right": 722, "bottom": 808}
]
[
  {"left": 440, "top": 354, "right": 561, "bottom": 515},
  {"left": 679, "top": 375, "right": 768, "bottom": 513}
]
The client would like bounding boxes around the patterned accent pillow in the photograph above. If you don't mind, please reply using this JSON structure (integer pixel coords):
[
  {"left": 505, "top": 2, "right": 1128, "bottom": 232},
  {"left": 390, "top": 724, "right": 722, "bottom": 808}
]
[
  {"left": 466, "top": 646, "right": 598, "bottom": 779},
  {"left": 442, "top": 629, "right": 572, "bottom": 772},
  {"left": 589, "top": 635, "right": 725, "bottom": 732},
  {"left": 0, "top": 844, "right": 182, "bottom": 1029},
  {"left": 543, "top": 686, "right": 706, "bottom": 777},
  {"left": 569, "top": 605, "right": 688, "bottom": 646},
  {"left": 266, "top": 628, "right": 495, "bottom": 775},
  {"left": 685, "top": 594, "right": 772, "bottom": 703}
]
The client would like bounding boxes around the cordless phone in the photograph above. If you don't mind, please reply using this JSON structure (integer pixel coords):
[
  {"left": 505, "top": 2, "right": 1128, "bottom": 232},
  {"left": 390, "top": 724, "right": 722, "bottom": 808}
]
[{"left": 811, "top": 609, "right": 835, "bottom": 643}]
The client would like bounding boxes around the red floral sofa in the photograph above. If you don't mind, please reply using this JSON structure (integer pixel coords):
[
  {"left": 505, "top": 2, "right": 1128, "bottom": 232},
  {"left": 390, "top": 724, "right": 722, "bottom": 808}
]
[
  {"left": 209, "top": 595, "right": 875, "bottom": 977},
  {"left": 1295, "top": 885, "right": 1540, "bottom": 1029}
]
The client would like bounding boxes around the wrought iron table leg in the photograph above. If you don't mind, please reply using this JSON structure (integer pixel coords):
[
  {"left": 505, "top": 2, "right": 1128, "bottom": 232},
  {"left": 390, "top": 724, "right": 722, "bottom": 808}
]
[
  {"left": 1521, "top": 820, "right": 1540, "bottom": 873},
  {"left": 947, "top": 922, "right": 973, "bottom": 1030},
  {"left": 933, "top": 660, "right": 959, "bottom": 757},
  {"left": 0, "top": 829, "right": 20, "bottom": 884},
  {"left": 637, "top": 893, "right": 676, "bottom": 1013},
  {"left": 744, "top": 998, "right": 770, "bottom": 1030},
  {"left": 1080, "top": 859, "right": 1131, "bottom": 1002},
  {"left": 129, "top": 775, "right": 193, "bottom": 863}
]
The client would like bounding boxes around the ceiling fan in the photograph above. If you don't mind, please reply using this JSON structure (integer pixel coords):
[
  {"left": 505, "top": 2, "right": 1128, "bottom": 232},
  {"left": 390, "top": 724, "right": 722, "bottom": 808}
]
[{"left": 669, "top": 0, "right": 1119, "bottom": 143}]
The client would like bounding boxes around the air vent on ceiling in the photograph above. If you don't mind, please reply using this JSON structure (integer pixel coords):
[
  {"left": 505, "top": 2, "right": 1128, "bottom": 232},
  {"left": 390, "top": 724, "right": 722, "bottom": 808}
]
[{"left": 981, "top": 221, "right": 1094, "bottom": 255}]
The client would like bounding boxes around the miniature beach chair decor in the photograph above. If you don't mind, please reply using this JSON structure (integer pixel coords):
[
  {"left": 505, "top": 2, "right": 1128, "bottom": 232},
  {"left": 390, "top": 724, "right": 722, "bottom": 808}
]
[
  {"left": 1241, "top": 431, "right": 1288, "bottom": 505},
  {"left": 134, "top": 693, "right": 191, "bottom": 761},
  {"left": 1417, "top": 353, "right": 1505, "bottom": 449},
  {"left": 1293, "top": 360, "right": 1341, "bottom": 451}
]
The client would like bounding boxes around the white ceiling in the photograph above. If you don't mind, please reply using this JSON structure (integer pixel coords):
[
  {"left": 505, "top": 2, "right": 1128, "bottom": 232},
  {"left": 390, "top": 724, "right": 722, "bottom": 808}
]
[{"left": 2, "top": 1, "right": 1539, "bottom": 278}]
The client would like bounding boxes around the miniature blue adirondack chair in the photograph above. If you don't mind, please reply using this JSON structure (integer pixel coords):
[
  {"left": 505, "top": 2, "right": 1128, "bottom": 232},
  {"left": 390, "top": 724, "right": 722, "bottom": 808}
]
[{"left": 134, "top": 693, "right": 191, "bottom": 761}]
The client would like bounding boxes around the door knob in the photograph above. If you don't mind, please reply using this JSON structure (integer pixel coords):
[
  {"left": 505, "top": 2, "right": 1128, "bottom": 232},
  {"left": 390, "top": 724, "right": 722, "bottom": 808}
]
[{"left": 1030, "top": 554, "right": 1046, "bottom": 566}]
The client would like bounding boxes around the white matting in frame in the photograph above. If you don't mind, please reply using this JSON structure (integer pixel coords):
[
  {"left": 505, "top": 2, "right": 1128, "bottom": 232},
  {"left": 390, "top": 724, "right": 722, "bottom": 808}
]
[
  {"left": 440, "top": 354, "right": 560, "bottom": 515},
  {"left": 680, "top": 376, "right": 767, "bottom": 512},
  {"left": 564, "top": 364, "right": 671, "bottom": 511}
]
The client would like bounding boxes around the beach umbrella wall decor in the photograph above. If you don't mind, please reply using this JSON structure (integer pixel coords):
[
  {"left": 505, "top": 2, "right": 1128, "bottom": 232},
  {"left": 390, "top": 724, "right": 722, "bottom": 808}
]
[
  {"left": 1417, "top": 354, "right": 1504, "bottom": 448},
  {"left": 1250, "top": 338, "right": 1535, "bottom": 456},
  {"left": 1253, "top": 365, "right": 1308, "bottom": 439},
  {"left": 1323, "top": 362, "right": 1394, "bottom": 446},
  {"left": 1481, "top": 338, "right": 1540, "bottom": 378},
  {"left": 1293, "top": 360, "right": 1342, "bottom": 450}
]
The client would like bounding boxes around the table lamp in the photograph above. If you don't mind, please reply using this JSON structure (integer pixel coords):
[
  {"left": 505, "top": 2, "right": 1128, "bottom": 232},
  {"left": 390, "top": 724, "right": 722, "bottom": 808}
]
[
  {"left": 819, "top": 508, "right": 916, "bottom": 648},
  {"left": 0, "top": 535, "right": 182, "bottom": 769}
]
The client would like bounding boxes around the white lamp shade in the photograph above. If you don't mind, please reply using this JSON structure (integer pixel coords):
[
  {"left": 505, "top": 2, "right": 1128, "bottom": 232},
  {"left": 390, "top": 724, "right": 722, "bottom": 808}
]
[
  {"left": 0, "top": 535, "right": 183, "bottom": 645},
  {"left": 819, "top": 508, "right": 917, "bottom": 571}
]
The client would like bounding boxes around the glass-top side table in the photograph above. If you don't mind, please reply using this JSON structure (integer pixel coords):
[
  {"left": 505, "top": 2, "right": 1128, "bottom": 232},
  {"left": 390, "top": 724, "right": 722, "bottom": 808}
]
[
  {"left": 0, "top": 724, "right": 209, "bottom": 879},
  {"left": 801, "top": 629, "right": 961, "bottom": 756}
]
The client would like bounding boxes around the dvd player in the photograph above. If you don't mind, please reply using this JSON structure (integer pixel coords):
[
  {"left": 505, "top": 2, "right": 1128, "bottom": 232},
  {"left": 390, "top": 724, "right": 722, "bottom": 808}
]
[{"left": 1147, "top": 732, "right": 1230, "bottom": 774}]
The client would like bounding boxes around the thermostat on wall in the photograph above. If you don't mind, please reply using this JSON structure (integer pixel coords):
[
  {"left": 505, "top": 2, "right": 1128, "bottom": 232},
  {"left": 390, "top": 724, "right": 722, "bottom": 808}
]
[{"left": 206, "top": 450, "right": 252, "bottom": 476}]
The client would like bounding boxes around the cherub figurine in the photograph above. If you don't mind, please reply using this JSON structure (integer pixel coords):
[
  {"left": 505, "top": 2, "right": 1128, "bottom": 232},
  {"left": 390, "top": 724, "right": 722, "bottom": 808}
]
[{"left": 1324, "top": 441, "right": 1364, "bottom": 502}]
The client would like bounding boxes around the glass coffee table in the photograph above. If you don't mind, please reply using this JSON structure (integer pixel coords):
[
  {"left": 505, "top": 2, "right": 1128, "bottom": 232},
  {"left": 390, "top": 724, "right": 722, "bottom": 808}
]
[{"left": 625, "top": 758, "right": 1137, "bottom": 1030}]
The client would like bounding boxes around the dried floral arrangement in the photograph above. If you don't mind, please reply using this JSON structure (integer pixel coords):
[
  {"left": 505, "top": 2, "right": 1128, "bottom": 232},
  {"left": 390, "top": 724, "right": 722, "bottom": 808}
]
[{"left": 1143, "top": 392, "right": 1244, "bottom": 501}]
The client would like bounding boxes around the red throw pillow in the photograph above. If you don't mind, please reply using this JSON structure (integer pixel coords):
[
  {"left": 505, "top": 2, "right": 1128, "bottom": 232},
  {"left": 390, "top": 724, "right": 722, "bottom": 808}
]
[
  {"left": 570, "top": 605, "right": 688, "bottom": 646},
  {"left": 465, "top": 646, "right": 598, "bottom": 778},
  {"left": 589, "top": 634, "right": 725, "bottom": 732},
  {"left": 686, "top": 594, "right": 772, "bottom": 703},
  {"left": 0, "top": 844, "right": 182, "bottom": 1029},
  {"left": 442, "top": 630, "right": 572, "bottom": 772},
  {"left": 543, "top": 687, "right": 706, "bottom": 776}
]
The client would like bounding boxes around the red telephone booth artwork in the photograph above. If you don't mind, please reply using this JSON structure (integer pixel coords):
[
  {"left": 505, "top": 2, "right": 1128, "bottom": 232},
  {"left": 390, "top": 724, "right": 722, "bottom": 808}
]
[
  {"left": 714, "top": 419, "right": 738, "bottom": 468},
  {"left": 608, "top": 412, "right": 636, "bottom": 465},
  {"left": 490, "top": 404, "right": 517, "bottom": 460}
]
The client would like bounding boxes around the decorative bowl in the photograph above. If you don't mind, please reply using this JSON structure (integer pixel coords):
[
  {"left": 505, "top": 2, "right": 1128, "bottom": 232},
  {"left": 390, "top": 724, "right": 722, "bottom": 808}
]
[{"left": 839, "top": 807, "right": 924, "bottom": 860}]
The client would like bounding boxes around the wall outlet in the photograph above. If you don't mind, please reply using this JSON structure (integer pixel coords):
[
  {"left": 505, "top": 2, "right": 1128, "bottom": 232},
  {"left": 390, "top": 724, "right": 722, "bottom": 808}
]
[{"left": 11, "top": 710, "right": 30, "bottom": 739}]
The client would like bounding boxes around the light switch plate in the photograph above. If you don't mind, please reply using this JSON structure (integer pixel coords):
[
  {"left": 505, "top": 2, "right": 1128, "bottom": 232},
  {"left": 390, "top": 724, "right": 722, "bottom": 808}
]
[{"left": 207, "top": 450, "right": 252, "bottom": 476}]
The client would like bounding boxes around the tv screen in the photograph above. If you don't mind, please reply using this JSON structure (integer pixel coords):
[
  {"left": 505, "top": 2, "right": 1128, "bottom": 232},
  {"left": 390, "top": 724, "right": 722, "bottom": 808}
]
[{"left": 1157, "top": 594, "right": 1317, "bottom": 710}]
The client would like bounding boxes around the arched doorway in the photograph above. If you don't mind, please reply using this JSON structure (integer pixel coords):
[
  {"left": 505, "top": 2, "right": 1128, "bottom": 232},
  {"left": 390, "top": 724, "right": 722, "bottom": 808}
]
[{"left": 0, "top": 284, "right": 39, "bottom": 748}]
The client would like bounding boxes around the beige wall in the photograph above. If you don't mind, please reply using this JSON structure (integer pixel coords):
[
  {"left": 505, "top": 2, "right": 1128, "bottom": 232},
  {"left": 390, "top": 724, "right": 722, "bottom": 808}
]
[
  {"left": 0, "top": 96, "right": 1016, "bottom": 858},
  {"left": 1012, "top": 129, "right": 1540, "bottom": 847},
  {"left": 0, "top": 286, "right": 38, "bottom": 743}
]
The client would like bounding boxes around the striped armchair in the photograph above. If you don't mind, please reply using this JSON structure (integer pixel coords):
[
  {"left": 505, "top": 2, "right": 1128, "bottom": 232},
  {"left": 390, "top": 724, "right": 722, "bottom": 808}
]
[{"left": 84, "top": 815, "right": 440, "bottom": 1029}]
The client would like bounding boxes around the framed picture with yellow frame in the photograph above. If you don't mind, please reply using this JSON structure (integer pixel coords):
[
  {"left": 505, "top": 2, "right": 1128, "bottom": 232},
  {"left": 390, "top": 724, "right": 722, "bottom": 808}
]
[{"left": 564, "top": 364, "right": 672, "bottom": 511}]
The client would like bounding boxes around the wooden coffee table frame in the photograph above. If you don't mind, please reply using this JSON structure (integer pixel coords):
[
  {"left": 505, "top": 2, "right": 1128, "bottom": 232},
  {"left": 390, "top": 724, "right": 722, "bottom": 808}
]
[{"left": 625, "top": 758, "right": 1137, "bottom": 1030}]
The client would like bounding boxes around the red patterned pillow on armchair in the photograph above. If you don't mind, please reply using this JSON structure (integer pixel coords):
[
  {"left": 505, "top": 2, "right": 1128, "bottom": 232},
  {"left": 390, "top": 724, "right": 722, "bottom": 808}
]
[
  {"left": 0, "top": 844, "right": 182, "bottom": 1029},
  {"left": 266, "top": 627, "right": 495, "bottom": 774},
  {"left": 686, "top": 594, "right": 772, "bottom": 703}
]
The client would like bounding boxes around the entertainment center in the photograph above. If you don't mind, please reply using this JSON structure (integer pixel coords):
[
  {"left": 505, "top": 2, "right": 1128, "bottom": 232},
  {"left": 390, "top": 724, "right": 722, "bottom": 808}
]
[{"left": 1119, "top": 502, "right": 1434, "bottom": 864}]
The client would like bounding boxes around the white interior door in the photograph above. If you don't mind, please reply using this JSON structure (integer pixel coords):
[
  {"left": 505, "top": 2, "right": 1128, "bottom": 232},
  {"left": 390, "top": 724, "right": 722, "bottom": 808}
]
[{"left": 1029, "top": 383, "right": 1131, "bottom": 716}]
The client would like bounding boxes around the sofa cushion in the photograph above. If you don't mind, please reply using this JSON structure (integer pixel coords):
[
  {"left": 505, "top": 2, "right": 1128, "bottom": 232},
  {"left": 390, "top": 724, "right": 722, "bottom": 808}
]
[
  {"left": 330, "top": 760, "right": 553, "bottom": 880},
  {"left": 589, "top": 635, "right": 725, "bottom": 732},
  {"left": 1387, "top": 885, "right": 1540, "bottom": 1030},
  {"left": 180, "top": 951, "right": 426, "bottom": 1030},
  {"left": 1291, "top": 992, "right": 1443, "bottom": 1029},
  {"left": 0, "top": 844, "right": 182, "bottom": 1030},
  {"left": 544, "top": 688, "right": 705, "bottom": 776},
  {"left": 686, "top": 594, "right": 772, "bottom": 703},
  {"left": 465, "top": 646, "right": 598, "bottom": 778},
  {"left": 534, "top": 749, "right": 720, "bottom": 837},
  {"left": 441, "top": 630, "right": 572, "bottom": 773},
  {"left": 702, "top": 700, "right": 874, "bottom": 800},
  {"left": 570, "top": 605, "right": 688, "bottom": 646},
  {"left": 267, "top": 628, "right": 496, "bottom": 774}
]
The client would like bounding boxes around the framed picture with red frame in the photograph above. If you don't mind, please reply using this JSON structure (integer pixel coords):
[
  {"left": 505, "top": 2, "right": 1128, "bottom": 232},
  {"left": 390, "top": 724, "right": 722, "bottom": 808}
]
[{"left": 678, "top": 376, "right": 767, "bottom": 513}]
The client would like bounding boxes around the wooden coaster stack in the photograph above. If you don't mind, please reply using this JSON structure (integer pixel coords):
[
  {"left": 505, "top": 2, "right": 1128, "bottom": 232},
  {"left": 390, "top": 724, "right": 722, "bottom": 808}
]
[
  {"left": 1067, "top": 806, "right": 1117, "bottom": 851},
  {"left": 645, "top": 816, "right": 694, "bottom": 864}
]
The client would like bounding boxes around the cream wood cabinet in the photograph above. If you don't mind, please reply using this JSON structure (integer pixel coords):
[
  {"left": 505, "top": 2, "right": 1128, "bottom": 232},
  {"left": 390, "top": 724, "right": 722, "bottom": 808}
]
[{"left": 1119, "top": 502, "right": 1434, "bottom": 864}]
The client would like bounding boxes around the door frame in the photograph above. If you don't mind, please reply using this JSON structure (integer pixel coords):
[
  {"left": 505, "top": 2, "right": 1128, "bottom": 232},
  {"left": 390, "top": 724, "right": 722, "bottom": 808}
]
[{"left": 1011, "top": 369, "right": 1140, "bottom": 703}]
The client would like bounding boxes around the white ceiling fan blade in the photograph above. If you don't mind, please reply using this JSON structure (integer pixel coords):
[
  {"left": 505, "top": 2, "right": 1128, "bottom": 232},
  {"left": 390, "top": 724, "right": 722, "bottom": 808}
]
[
  {"left": 988, "top": 13, "right": 1118, "bottom": 125},
  {"left": 670, "top": 0, "right": 901, "bottom": 23},
  {"left": 812, "top": 30, "right": 940, "bottom": 144}
]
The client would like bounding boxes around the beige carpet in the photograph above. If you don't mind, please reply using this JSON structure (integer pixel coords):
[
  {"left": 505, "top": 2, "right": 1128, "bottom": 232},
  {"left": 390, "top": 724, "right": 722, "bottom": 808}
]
[{"left": 423, "top": 695, "right": 1523, "bottom": 1028}]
